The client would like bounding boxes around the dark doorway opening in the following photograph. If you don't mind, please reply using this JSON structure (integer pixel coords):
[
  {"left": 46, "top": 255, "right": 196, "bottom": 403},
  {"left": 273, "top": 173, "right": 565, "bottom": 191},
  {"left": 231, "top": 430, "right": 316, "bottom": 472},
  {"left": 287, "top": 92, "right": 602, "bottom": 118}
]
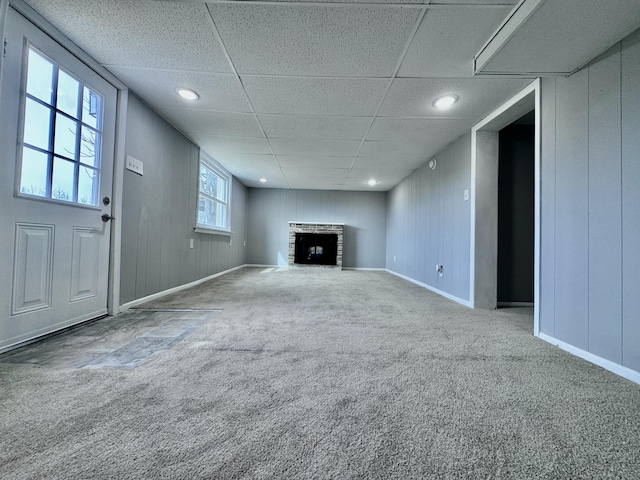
[
  {"left": 294, "top": 233, "right": 338, "bottom": 266},
  {"left": 497, "top": 111, "right": 535, "bottom": 306}
]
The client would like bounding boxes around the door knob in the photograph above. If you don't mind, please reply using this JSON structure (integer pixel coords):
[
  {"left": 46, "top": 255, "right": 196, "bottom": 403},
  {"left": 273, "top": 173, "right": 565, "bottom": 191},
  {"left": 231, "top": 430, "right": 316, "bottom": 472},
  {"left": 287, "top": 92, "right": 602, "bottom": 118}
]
[{"left": 101, "top": 214, "right": 115, "bottom": 222}]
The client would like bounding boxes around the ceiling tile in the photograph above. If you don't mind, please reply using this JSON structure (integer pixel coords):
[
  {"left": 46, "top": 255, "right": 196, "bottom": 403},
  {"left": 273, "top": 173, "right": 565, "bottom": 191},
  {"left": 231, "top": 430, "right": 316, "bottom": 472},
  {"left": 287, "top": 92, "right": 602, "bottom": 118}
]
[
  {"left": 108, "top": 67, "right": 251, "bottom": 113},
  {"left": 241, "top": 76, "right": 388, "bottom": 116},
  {"left": 157, "top": 109, "right": 264, "bottom": 137},
  {"left": 349, "top": 167, "right": 415, "bottom": 179},
  {"left": 398, "top": 7, "right": 512, "bottom": 77},
  {"left": 277, "top": 156, "right": 354, "bottom": 169},
  {"left": 367, "top": 117, "right": 475, "bottom": 142},
  {"left": 378, "top": 77, "right": 533, "bottom": 118},
  {"left": 186, "top": 135, "right": 273, "bottom": 161},
  {"left": 258, "top": 115, "right": 371, "bottom": 140},
  {"left": 209, "top": 154, "right": 285, "bottom": 185},
  {"left": 353, "top": 156, "right": 427, "bottom": 169},
  {"left": 358, "top": 140, "right": 434, "bottom": 159},
  {"left": 286, "top": 179, "right": 345, "bottom": 191},
  {"left": 281, "top": 167, "right": 350, "bottom": 180},
  {"left": 26, "top": 0, "right": 232, "bottom": 72},
  {"left": 208, "top": 4, "right": 420, "bottom": 77},
  {"left": 270, "top": 139, "right": 361, "bottom": 156}
]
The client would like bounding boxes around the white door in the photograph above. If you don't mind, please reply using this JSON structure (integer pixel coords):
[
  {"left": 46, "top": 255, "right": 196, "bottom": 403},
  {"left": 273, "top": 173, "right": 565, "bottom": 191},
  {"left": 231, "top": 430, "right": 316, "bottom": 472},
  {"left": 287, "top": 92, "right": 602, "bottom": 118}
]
[{"left": 0, "top": 8, "right": 117, "bottom": 351}]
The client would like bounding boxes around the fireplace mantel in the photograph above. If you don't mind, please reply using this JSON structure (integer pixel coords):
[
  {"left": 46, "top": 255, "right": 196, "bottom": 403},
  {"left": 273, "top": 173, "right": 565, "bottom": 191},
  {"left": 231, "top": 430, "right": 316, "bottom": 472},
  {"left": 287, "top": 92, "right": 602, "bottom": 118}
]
[{"left": 288, "top": 222, "right": 344, "bottom": 268}]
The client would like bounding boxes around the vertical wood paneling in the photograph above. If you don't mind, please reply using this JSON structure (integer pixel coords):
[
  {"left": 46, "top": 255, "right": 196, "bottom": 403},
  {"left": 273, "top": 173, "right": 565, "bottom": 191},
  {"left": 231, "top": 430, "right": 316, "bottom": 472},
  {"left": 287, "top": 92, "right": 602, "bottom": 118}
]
[
  {"left": 246, "top": 189, "right": 386, "bottom": 268},
  {"left": 121, "top": 96, "right": 247, "bottom": 305},
  {"left": 539, "top": 77, "right": 556, "bottom": 337},
  {"left": 554, "top": 70, "right": 589, "bottom": 349},
  {"left": 588, "top": 48, "right": 622, "bottom": 363},
  {"left": 621, "top": 33, "right": 640, "bottom": 372},
  {"left": 384, "top": 133, "right": 471, "bottom": 302}
]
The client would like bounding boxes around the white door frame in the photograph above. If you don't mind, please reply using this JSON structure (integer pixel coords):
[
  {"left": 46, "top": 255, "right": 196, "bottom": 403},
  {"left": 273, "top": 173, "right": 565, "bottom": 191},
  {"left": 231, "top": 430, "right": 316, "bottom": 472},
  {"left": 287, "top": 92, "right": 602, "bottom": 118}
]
[
  {"left": 1, "top": 0, "right": 127, "bottom": 318},
  {"left": 469, "top": 78, "right": 541, "bottom": 335}
]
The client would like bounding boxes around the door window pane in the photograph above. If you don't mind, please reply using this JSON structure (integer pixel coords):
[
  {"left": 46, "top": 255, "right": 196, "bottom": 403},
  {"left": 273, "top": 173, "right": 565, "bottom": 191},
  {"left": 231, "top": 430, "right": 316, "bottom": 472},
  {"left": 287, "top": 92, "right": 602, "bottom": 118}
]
[
  {"left": 80, "top": 126, "right": 100, "bottom": 167},
  {"left": 57, "top": 70, "right": 80, "bottom": 118},
  {"left": 82, "top": 86, "right": 101, "bottom": 129},
  {"left": 18, "top": 46, "right": 104, "bottom": 207},
  {"left": 23, "top": 98, "right": 51, "bottom": 150},
  {"left": 51, "top": 157, "right": 75, "bottom": 202},
  {"left": 78, "top": 166, "right": 99, "bottom": 205},
  {"left": 26, "top": 49, "right": 53, "bottom": 105},
  {"left": 20, "top": 147, "right": 49, "bottom": 197},
  {"left": 54, "top": 113, "right": 78, "bottom": 159}
]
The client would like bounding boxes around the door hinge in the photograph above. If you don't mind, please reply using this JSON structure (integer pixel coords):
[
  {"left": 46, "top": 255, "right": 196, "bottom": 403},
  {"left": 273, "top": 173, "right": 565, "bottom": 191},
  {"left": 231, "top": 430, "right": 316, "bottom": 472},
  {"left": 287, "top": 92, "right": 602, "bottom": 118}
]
[{"left": 3, "top": 38, "right": 7, "bottom": 58}]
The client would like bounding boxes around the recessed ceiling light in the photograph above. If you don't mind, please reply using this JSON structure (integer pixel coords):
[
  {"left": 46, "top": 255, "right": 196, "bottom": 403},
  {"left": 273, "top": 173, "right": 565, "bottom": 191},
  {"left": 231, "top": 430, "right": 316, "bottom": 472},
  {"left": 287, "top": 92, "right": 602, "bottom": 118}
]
[
  {"left": 433, "top": 94, "right": 458, "bottom": 110},
  {"left": 259, "top": 178, "right": 268, "bottom": 183},
  {"left": 367, "top": 179, "right": 378, "bottom": 186},
  {"left": 175, "top": 87, "right": 199, "bottom": 101}
]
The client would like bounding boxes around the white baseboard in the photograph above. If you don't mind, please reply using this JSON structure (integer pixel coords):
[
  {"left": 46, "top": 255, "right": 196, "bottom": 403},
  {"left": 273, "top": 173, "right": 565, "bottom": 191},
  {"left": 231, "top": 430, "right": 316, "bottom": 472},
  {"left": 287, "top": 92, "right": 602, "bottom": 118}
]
[
  {"left": 538, "top": 332, "right": 640, "bottom": 385},
  {"left": 342, "top": 267, "right": 386, "bottom": 271},
  {"left": 244, "top": 264, "right": 282, "bottom": 268},
  {"left": 119, "top": 265, "right": 245, "bottom": 312},
  {"left": 385, "top": 269, "right": 473, "bottom": 308}
]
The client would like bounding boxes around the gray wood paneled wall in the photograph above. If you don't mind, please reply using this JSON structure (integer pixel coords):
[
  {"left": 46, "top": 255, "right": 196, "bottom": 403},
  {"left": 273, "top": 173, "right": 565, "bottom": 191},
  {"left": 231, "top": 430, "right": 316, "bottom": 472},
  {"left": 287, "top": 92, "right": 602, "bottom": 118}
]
[
  {"left": 386, "top": 134, "right": 471, "bottom": 302},
  {"left": 540, "top": 30, "right": 640, "bottom": 372},
  {"left": 120, "top": 95, "right": 247, "bottom": 305},
  {"left": 246, "top": 189, "right": 387, "bottom": 268}
]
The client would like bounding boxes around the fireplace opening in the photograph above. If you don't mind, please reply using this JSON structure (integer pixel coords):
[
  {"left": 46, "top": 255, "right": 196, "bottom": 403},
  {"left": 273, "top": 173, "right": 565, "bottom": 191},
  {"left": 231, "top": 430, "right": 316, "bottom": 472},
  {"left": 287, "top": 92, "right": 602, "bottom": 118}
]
[{"left": 294, "top": 233, "right": 338, "bottom": 266}]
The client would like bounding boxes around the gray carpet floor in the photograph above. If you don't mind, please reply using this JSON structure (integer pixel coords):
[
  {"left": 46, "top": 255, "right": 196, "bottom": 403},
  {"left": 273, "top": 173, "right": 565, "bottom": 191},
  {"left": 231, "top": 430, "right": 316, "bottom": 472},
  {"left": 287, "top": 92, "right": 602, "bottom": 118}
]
[{"left": 1, "top": 267, "right": 639, "bottom": 479}]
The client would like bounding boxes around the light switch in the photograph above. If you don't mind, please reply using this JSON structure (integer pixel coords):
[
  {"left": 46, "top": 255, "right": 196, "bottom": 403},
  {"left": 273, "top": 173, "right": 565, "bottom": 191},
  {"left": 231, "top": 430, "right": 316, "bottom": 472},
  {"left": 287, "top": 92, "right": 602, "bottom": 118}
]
[
  {"left": 189, "top": 238, "right": 194, "bottom": 249},
  {"left": 126, "top": 155, "right": 144, "bottom": 176},
  {"left": 463, "top": 189, "right": 469, "bottom": 201}
]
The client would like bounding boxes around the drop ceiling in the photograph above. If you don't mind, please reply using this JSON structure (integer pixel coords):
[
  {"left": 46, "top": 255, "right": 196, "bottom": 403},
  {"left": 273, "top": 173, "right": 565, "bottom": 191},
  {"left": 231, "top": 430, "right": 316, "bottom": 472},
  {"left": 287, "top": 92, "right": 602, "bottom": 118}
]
[{"left": 18, "top": 0, "right": 640, "bottom": 190}]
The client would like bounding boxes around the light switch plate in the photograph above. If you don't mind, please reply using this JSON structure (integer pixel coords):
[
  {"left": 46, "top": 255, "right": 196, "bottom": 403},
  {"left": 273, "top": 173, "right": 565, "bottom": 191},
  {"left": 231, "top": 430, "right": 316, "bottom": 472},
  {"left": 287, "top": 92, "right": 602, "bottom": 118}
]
[
  {"left": 463, "top": 189, "right": 469, "bottom": 201},
  {"left": 126, "top": 155, "right": 144, "bottom": 176}
]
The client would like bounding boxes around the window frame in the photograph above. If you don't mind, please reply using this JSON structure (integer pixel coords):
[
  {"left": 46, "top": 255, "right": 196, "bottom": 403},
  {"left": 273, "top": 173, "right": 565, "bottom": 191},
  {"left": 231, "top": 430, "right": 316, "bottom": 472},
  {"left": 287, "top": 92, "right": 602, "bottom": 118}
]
[
  {"left": 16, "top": 43, "right": 105, "bottom": 208},
  {"left": 195, "top": 151, "right": 232, "bottom": 234}
]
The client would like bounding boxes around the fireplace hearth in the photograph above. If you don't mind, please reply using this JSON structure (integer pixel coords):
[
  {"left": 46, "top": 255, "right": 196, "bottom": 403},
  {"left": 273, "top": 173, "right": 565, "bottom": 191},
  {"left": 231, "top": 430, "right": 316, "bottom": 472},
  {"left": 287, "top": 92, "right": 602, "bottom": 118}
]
[{"left": 288, "top": 222, "right": 344, "bottom": 268}]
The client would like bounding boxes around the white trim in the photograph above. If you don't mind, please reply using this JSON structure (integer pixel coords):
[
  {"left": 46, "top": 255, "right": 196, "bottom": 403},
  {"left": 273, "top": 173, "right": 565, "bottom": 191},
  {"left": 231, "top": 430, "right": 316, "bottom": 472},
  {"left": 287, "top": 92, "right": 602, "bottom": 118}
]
[
  {"left": 0, "top": 0, "right": 10, "bottom": 104},
  {"left": 386, "top": 269, "right": 473, "bottom": 308},
  {"left": 194, "top": 227, "right": 232, "bottom": 236},
  {"left": 538, "top": 333, "right": 640, "bottom": 385},
  {"left": 107, "top": 88, "right": 128, "bottom": 316},
  {"left": 245, "top": 264, "right": 282, "bottom": 268},
  {"left": 533, "top": 79, "right": 541, "bottom": 336},
  {"left": 196, "top": 150, "right": 232, "bottom": 232},
  {"left": 343, "top": 267, "right": 386, "bottom": 271},
  {"left": 119, "top": 265, "right": 244, "bottom": 312},
  {"left": 470, "top": 78, "right": 540, "bottom": 333}
]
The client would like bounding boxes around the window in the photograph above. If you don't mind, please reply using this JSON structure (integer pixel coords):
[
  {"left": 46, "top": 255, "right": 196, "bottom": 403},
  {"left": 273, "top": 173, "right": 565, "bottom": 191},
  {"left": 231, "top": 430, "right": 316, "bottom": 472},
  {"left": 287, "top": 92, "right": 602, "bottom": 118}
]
[
  {"left": 18, "top": 46, "right": 104, "bottom": 206},
  {"left": 197, "top": 152, "right": 231, "bottom": 232}
]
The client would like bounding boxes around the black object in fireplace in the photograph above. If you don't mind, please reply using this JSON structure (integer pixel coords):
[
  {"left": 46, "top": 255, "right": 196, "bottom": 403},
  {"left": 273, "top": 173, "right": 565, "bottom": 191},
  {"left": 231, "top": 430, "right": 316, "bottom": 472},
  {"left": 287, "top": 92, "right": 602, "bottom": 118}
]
[{"left": 294, "top": 233, "right": 338, "bottom": 265}]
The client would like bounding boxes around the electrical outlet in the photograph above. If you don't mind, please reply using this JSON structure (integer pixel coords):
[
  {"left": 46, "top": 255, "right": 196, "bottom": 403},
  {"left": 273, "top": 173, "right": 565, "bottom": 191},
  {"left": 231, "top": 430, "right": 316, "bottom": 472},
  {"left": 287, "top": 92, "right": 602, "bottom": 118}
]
[{"left": 126, "top": 155, "right": 144, "bottom": 176}]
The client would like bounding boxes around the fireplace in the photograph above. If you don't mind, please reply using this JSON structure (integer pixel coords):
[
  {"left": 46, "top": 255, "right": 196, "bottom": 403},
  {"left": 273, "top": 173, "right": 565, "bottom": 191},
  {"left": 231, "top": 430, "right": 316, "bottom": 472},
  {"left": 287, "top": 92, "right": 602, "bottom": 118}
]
[{"left": 288, "top": 222, "right": 344, "bottom": 268}]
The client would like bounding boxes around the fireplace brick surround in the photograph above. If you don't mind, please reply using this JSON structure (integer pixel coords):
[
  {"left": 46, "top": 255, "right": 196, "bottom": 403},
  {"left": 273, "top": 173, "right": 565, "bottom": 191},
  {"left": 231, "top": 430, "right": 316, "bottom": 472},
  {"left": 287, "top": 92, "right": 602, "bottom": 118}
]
[{"left": 288, "top": 222, "right": 344, "bottom": 268}]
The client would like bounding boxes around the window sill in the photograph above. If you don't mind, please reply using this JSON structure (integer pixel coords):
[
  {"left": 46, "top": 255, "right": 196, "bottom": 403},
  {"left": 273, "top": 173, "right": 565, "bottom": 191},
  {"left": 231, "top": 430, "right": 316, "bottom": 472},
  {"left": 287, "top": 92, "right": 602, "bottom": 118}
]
[{"left": 194, "top": 227, "right": 233, "bottom": 236}]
